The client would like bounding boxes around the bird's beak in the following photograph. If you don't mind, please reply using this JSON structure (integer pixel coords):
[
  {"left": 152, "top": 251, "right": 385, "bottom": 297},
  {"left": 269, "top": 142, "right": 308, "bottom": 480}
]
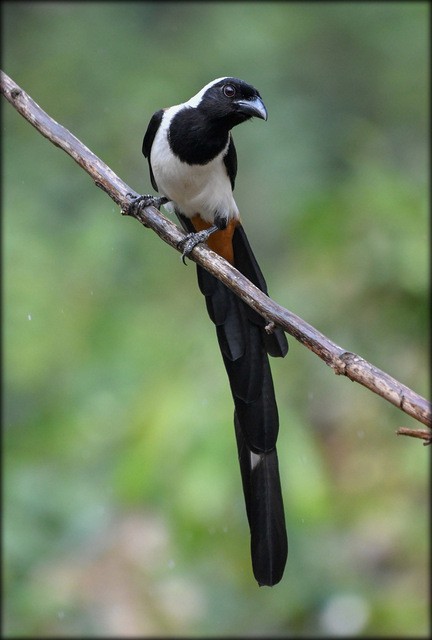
[{"left": 236, "top": 96, "right": 268, "bottom": 121}]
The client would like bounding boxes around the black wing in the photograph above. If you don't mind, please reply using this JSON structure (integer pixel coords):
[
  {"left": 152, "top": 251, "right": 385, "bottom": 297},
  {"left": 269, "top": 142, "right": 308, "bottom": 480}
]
[
  {"left": 223, "top": 135, "right": 238, "bottom": 191},
  {"left": 142, "top": 109, "right": 164, "bottom": 192}
]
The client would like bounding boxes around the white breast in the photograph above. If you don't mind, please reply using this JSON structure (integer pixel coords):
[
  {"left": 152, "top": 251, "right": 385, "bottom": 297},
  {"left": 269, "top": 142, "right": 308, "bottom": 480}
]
[{"left": 150, "top": 106, "right": 239, "bottom": 224}]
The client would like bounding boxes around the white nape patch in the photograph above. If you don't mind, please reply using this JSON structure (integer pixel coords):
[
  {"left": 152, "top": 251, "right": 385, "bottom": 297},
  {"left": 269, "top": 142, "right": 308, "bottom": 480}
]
[
  {"left": 186, "top": 77, "right": 229, "bottom": 108},
  {"left": 250, "top": 451, "right": 262, "bottom": 471}
]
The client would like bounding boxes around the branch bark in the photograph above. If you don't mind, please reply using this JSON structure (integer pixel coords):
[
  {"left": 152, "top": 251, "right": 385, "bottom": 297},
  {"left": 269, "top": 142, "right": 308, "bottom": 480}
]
[{"left": 2, "top": 69, "right": 430, "bottom": 433}]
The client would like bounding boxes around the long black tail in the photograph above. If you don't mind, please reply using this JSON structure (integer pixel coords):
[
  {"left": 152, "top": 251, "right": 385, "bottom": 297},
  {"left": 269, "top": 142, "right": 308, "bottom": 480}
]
[{"left": 180, "top": 217, "right": 288, "bottom": 586}]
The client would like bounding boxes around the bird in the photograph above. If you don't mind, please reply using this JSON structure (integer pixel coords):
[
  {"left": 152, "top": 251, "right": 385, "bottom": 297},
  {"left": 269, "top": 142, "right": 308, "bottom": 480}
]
[{"left": 136, "top": 77, "right": 289, "bottom": 586}]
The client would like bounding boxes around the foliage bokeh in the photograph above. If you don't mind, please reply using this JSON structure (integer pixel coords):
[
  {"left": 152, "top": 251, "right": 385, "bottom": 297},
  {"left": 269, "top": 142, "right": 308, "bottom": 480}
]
[{"left": 3, "top": 2, "right": 429, "bottom": 636}]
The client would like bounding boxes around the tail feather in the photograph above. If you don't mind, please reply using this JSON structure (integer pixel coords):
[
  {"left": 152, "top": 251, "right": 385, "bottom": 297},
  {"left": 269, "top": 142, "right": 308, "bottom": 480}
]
[
  {"left": 235, "top": 414, "right": 288, "bottom": 586},
  {"left": 233, "top": 358, "right": 280, "bottom": 453},
  {"left": 221, "top": 317, "right": 265, "bottom": 404},
  {"left": 178, "top": 213, "right": 288, "bottom": 585}
]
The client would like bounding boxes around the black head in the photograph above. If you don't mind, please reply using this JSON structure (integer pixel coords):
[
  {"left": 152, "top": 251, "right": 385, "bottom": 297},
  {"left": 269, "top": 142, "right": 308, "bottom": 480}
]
[{"left": 188, "top": 77, "right": 267, "bottom": 128}]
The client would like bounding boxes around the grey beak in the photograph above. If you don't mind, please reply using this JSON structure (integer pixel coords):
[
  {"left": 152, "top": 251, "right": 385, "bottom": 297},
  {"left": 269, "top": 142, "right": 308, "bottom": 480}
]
[{"left": 236, "top": 96, "right": 268, "bottom": 121}]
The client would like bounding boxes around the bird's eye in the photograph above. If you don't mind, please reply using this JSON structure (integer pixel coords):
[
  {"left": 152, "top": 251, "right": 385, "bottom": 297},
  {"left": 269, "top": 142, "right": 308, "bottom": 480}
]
[{"left": 223, "top": 84, "right": 236, "bottom": 98}]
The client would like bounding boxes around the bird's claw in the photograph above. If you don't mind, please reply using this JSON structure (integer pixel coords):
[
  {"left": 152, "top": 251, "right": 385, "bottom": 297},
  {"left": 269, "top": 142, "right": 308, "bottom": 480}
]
[
  {"left": 178, "top": 225, "right": 220, "bottom": 264},
  {"left": 178, "top": 230, "right": 212, "bottom": 265},
  {"left": 125, "top": 193, "right": 168, "bottom": 216}
]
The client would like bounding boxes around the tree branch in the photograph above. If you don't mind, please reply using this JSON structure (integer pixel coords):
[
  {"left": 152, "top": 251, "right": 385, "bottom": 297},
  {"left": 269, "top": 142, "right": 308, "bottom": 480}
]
[
  {"left": 2, "top": 70, "right": 430, "bottom": 434},
  {"left": 396, "top": 427, "right": 432, "bottom": 445}
]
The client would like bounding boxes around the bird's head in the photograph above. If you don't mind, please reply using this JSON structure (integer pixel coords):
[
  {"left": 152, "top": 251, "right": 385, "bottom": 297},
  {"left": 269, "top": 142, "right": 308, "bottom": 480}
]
[{"left": 187, "top": 77, "right": 268, "bottom": 128}]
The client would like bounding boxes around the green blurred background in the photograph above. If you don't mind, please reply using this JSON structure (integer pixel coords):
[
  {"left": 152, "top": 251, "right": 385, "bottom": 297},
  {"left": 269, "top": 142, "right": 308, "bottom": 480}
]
[{"left": 3, "top": 2, "right": 429, "bottom": 636}]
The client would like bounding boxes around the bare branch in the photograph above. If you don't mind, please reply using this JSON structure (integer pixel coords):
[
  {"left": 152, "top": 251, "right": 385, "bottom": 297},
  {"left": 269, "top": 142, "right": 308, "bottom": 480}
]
[
  {"left": 396, "top": 428, "right": 432, "bottom": 446},
  {"left": 2, "top": 70, "right": 430, "bottom": 430}
]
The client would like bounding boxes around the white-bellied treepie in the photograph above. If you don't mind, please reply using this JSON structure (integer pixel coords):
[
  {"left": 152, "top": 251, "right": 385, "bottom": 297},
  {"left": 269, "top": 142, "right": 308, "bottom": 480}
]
[{"left": 134, "top": 77, "right": 288, "bottom": 586}]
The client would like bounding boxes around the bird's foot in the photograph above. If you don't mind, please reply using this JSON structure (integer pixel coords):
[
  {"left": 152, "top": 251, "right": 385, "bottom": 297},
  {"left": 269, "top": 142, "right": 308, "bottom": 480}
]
[
  {"left": 124, "top": 193, "right": 168, "bottom": 216},
  {"left": 178, "top": 225, "right": 219, "bottom": 265}
]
